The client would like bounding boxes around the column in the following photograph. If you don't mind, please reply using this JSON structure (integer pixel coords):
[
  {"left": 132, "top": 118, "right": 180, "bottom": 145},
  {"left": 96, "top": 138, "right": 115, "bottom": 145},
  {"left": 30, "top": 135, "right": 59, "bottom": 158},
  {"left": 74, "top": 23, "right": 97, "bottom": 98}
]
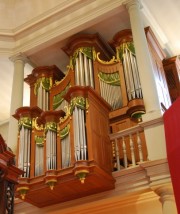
[
  {"left": 123, "top": 0, "right": 166, "bottom": 160},
  {"left": 8, "top": 53, "right": 27, "bottom": 154},
  {"left": 124, "top": 0, "right": 162, "bottom": 120},
  {"left": 154, "top": 185, "right": 178, "bottom": 214}
]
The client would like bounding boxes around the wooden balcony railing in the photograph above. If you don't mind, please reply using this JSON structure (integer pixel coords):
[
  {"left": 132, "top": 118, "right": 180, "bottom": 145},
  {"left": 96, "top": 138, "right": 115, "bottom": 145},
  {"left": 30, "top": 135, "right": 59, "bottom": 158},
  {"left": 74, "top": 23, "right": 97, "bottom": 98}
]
[{"left": 110, "top": 125, "right": 148, "bottom": 171}]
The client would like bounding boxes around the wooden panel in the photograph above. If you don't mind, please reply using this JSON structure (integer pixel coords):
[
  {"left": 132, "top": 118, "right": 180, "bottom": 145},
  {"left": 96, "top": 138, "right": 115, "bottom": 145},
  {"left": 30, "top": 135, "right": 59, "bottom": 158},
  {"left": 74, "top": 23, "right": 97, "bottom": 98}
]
[
  {"left": 110, "top": 118, "right": 137, "bottom": 133},
  {"left": 145, "top": 27, "right": 171, "bottom": 109},
  {"left": 17, "top": 165, "right": 115, "bottom": 208},
  {"left": 49, "top": 69, "right": 75, "bottom": 110},
  {"left": 163, "top": 56, "right": 180, "bottom": 102}
]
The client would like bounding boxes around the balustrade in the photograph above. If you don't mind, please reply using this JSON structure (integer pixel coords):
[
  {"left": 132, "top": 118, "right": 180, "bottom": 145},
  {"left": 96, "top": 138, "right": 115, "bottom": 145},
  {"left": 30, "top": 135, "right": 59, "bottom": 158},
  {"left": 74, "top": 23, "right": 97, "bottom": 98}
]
[{"left": 110, "top": 125, "right": 148, "bottom": 171}]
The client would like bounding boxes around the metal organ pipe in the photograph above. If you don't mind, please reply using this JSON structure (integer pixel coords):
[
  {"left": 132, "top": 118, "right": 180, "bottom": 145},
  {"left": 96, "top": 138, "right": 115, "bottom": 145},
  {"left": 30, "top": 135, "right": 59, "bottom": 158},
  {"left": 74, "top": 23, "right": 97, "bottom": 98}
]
[
  {"left": 19, "top": 125, "right": 31, "bottom": 178},
  {"left": 129, "top": 52, "right": 139, "bottom": 98},
  {"left": 84, "top": 55, "right": 90, "bottom": 86},
  {"left": 79, "top": 52, "right": 85, "bottom": 86},
  {"left": 43, "top": 88, "right": 46, "bottom": 110},
  {"left": 37, "top": 82, "right": 43, "bottom": 109},
  {"left": 123, "top": 54, "right": 131, "bottom": 101},
  {"left": 27, "top": 129, "right": 31, "bottom": 177},
  {"left": 73, "top": 106, "right": 87, "bottom": 161},
  {"left": 89, "top": 58, "right": 94, "bottom": 88},
  {"left": 75, "top": 51, "right": 94, "bottom": 88},
  {"left": 98, "top": 73, "right": 122, "bottom": 110},
  {"left": 73, "top": 106, "right": 80, "bottom": 160},
  {"left": 125, "top": 48, "right": 135, "bottom": 99},
  {"left": 61, "top": 134, "right": 71, "bottom": 168},
  {"left": 75, "top": 57, "right": 80, "bottom": 85},
  {"left": 133, "top": 56, "right": 142, "bottom": 98},
  {"left": 46, "top": 130, "right": 51, "bottom": 170},
  {"left": 122, "top": 45, "right": 143, "bottom": 101},
  {"left": 54, "top": 133, "right": 56, "bottom": 169}
]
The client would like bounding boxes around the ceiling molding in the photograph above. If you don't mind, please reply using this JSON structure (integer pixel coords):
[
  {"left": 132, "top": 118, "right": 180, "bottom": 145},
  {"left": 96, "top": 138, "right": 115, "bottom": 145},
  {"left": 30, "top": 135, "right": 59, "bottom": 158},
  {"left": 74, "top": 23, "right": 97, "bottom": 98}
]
[{"left": 0, "top": 0, "right": 124, "bottom": 57}]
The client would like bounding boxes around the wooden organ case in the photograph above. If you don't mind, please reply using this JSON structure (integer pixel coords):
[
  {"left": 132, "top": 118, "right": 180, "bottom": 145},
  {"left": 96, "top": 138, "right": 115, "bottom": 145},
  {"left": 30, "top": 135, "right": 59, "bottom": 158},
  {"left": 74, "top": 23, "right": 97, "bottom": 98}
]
[
  {"left": 14, "top": 34, "right": 116, "bottom": 207},
  {"left": 14, "top": 28, "right": 170, "bottom": 207}
]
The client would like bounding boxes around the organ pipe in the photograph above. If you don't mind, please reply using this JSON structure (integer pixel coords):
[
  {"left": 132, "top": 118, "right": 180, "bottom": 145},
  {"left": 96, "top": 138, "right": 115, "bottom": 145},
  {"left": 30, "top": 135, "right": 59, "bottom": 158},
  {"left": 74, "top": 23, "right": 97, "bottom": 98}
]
[{"left": 18, "top": 118, "right": 32, "bottom": 178}]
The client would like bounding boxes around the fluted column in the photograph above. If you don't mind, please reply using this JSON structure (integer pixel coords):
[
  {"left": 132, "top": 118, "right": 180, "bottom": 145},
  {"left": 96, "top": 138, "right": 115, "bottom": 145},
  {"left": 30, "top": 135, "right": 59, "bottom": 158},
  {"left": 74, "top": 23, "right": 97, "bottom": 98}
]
[
  {"left": 154, "top": 185, "right": 178, "bottom": 214},
  {"left": 8, "top": 53, "right": 27, "bottom": 153},
  {"left": 124, "top": 0, "right": 162, "bottom": 120}
]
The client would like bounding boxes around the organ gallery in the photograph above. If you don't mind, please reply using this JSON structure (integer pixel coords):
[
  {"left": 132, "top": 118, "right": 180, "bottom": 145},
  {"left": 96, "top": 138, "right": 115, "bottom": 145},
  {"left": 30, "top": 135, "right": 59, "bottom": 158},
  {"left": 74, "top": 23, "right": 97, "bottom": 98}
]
[{"left": 13, "top": 28, "right": 171, "bottom": 207}]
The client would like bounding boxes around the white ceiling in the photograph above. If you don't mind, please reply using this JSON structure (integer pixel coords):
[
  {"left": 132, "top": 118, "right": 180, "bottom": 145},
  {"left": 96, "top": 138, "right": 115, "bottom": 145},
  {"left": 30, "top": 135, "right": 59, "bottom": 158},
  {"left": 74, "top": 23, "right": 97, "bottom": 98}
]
[{"left": 0, "top": 0, "right": 180, "bottom": 125}]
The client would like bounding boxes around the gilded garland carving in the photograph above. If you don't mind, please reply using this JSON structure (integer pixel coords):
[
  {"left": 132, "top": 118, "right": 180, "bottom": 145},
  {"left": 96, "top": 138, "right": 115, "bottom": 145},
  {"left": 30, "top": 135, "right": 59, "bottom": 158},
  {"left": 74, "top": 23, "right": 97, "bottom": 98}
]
[
  {"left": 34, "top": 77, "right": 52, "bottom": 96},
  {"left": 96, "top": 52, "right": 119, "bottom": 64},
  {"left": 35, "top": 135, "right": 44, "bottom": 147},
  {"left": 32, "top": 118, "right": 44, "bottom": 131},
  {"left": 116, "top": 42, "right": 135, "bottom": 61},
  {"left": 18, "top": 117, "right": 32, "bottom": 131},
  {"left": 69, "top": 97, "right": 89, "bottom": 115},
  {"left": 60, "top": 124, "right": 70, "bottom": 140},
  {"left": 60, "top": 105, "right": 71, "bottom": 123},
  {"left": 45, "top": 122, "right": 57, "bottom": 133}
]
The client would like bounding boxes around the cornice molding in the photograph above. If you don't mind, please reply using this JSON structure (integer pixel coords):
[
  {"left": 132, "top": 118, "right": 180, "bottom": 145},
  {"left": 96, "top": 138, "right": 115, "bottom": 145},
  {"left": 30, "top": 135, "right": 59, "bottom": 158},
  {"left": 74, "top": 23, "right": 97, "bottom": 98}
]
[
  {"left": 0, "top": 0, "right": 84, "bottom": 37},
  {"left": 0, "top": 0, "right": 124, "bottom": 56}
]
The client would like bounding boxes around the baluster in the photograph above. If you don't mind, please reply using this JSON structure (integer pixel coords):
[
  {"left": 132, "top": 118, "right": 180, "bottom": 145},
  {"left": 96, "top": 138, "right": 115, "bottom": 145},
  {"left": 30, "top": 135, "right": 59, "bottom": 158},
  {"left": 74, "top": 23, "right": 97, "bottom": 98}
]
[
  {"left": 130, "top": 134, "right": 136, "bottom": 166},
  {"left": 137, "top": 132, "right": 143, "bottom": 162},
  {"left": 112, "top": 141, "right": 117, "bottom": 171},
  {"left": 122, "top": 137, "right": 128, "bottom": 168},
  {"left": 115, "top": 139, "right": 120, "bottom": 171}
]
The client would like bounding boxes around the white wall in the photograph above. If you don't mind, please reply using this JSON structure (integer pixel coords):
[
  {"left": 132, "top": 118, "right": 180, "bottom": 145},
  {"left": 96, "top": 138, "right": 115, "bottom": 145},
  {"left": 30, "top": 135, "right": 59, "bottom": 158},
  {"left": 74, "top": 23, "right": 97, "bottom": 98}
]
[{"left": 0, "top": 121, "right": 9, "bottom": 144}]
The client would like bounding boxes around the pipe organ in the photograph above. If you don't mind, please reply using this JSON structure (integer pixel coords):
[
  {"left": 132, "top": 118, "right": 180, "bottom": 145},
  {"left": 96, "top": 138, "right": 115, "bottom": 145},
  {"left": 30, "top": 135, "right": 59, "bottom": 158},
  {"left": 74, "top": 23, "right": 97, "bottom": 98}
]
[{"left": 14, "top": 28, "right": 170, "bottom": 207}]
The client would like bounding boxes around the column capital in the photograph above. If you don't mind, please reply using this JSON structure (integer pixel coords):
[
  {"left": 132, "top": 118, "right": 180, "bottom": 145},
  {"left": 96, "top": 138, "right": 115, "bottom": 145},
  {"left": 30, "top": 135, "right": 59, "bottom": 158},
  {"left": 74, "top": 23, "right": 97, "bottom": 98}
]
[
  {"left": 123, "top": 0, "right": 142, "bottom": 11},
  {"left": 9, "top": 52, "right": 37, "bottom": 68},
  {"left": 9, "top": 52, "right": 28, "bottom": 63},
  {"left": 153, "top": 183, "right": 175, "bottom": 200}
]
